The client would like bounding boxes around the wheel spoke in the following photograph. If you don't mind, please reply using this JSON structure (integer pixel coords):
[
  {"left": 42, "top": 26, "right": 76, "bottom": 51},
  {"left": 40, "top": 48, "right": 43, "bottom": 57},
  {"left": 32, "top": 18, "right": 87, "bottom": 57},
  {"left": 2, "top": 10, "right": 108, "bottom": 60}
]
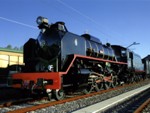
[
  {"left": 82, "top": 84, "right": 93, "bottom": 94},
  {"left": 53, "top": 89, "right": 65, "bottom": 100},
  {"left": 98, "top": 82, "right": 103, "bottom": 90},
  {"left": 83, "top": 80, "right": 100, "bottom": 94},
  {"left": 111, "top": 76, "right": 118, "bottom": 88},
  {"left": 103, "top": 82, "right": 109, "bottom": 90},
  {"left": 94, "top": 83, "right": 100, "bottom": 92}
]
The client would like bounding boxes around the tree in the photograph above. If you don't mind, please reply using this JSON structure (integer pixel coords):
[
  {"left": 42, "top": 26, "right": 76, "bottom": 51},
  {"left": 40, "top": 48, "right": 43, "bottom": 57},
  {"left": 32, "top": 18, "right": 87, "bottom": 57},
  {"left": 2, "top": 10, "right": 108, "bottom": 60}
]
[
  {"left": 14, "top": 46, "right": 19, "bottom": 50},
  {"left": 4, "top": 44, "right": 23, "bottom": 51},
  {"left": 20, "top": 46, "right": 23, "bottom": 51},
  {"left": 6, "top": 44, "right": 12, "bottom": 49}
]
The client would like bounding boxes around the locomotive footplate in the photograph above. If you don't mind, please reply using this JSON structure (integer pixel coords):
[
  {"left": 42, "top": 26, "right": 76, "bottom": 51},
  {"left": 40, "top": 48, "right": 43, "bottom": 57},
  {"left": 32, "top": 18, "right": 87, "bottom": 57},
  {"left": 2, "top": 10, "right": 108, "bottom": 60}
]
[{"left": 12, "top": 72, "right": 63, "bottom": 90}]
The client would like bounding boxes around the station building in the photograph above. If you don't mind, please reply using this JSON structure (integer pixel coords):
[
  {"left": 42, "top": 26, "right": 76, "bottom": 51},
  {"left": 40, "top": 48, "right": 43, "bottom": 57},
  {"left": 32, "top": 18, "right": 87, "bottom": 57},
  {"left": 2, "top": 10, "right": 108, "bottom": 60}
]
[{"left": 0, "top": 48, "right": 23, "bottom": 68}]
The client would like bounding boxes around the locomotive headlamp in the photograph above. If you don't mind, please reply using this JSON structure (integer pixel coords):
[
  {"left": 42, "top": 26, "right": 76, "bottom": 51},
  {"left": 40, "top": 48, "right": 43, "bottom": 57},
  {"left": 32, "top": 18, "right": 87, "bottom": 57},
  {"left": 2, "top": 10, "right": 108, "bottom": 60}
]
[
  {"left": 48, "top": 65, "right": 54, "bottom": 72},
  {"left": 36, "top": 16, "right": 48, "bottom": 25}
]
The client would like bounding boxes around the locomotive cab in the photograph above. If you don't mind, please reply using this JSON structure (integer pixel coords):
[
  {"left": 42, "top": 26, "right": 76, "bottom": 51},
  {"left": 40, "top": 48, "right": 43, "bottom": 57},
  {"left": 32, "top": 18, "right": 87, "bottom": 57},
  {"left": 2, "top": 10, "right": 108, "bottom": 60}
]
[
  {"left": 112, "top": 45, "right": 143, "bottom": 71},
  {"left": 111, "top": 45, "right": 127, "bottom": 62}
]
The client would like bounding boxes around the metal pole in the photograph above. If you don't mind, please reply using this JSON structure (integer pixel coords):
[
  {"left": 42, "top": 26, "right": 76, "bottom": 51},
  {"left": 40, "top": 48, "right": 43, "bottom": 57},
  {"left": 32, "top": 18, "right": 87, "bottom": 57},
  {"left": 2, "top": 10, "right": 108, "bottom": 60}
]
[{"left": 127, "top": 42, "right": 140, "bottom": 48}]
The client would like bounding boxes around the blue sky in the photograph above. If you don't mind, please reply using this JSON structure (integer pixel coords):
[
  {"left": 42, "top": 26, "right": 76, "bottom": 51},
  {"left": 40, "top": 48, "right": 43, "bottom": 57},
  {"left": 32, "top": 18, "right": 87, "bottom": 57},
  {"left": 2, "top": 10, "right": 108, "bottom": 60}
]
[{"left": 0, "top": 0, "right": 150, "bottom": 58}]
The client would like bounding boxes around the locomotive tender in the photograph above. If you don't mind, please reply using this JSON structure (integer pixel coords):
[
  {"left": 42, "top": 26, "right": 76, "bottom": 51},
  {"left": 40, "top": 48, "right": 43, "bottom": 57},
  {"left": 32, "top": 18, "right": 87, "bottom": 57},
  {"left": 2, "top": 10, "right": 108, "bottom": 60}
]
[{"left": 12, "top": 16, "right": 145, "bottom": 100}]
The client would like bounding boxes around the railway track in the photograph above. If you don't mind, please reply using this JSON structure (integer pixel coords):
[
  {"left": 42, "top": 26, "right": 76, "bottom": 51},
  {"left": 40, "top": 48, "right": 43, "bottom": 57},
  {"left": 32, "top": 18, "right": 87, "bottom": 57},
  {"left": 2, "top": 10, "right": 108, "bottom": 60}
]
[
  {"left": 134, "top": 98, "right": 150, "bottom": 113},
  {"left": 0, "top": 98, "right": 33, "bottom": 108},
  {"left": 101, "top": 85, "right": 150, "bottom": 113},
  {"left": 0, "top": 79, "right": 148, "bottom": 113}
]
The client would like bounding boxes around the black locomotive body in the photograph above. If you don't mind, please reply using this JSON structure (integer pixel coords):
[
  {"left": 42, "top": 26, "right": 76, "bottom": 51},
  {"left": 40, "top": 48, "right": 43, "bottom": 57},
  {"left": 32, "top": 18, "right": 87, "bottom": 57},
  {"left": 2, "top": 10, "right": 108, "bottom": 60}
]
[
  {"left": 12, "top": 16, "right": 146, "bottom": 100},
  {"left": 143, "top": 55, "right": 150, "bottom": 78},
  {"left": 112, "top": 45, "right": 144, "bottom": 82},
  {"left": 24, "top": 23, "right": 115, "bottom": 73},
  {"left": 112, "top": 45, "right": 143, "bottom": 71}
]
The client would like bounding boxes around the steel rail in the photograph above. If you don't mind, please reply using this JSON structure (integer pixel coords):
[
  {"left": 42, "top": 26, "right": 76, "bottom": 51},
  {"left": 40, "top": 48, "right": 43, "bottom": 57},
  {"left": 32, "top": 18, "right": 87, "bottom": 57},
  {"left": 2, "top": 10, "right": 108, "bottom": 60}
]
[{"left": 134, "top": 98, "right": 150, "bottom": 113}]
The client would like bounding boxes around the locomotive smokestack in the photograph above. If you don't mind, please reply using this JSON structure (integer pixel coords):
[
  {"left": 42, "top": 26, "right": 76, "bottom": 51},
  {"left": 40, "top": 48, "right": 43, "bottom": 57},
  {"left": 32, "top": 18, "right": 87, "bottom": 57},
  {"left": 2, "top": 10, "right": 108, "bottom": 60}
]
[
  {"left": 36, "top": 16, "right": 49, "bottom": 29},
  {"left": 36, "top": 16, "right": 48, "bottom": 25}
]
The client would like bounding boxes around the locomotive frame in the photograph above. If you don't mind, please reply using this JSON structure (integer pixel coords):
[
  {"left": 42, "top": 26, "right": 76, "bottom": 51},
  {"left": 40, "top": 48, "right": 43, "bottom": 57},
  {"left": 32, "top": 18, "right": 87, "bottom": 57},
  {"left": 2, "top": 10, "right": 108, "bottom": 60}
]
[{"left": 12, "top": 54, "right": 127, "bottom": 100}]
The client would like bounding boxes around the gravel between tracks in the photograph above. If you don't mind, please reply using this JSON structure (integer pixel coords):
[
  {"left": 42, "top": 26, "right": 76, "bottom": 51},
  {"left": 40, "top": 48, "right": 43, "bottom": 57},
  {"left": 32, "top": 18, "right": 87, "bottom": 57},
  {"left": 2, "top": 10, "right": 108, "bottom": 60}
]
[
  {"left": 103, "top": 87, "right": 150, "bottom": 113},
  {"left": 141, "top": 103, "right": 150, "bottom": 113}
]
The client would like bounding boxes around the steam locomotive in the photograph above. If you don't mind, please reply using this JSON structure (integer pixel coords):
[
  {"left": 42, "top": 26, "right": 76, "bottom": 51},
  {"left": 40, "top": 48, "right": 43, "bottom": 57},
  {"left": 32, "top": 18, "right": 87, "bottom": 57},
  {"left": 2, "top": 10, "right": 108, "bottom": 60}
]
[{"left": 12, "top": 16, "right": 148, "bottom": 100}]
